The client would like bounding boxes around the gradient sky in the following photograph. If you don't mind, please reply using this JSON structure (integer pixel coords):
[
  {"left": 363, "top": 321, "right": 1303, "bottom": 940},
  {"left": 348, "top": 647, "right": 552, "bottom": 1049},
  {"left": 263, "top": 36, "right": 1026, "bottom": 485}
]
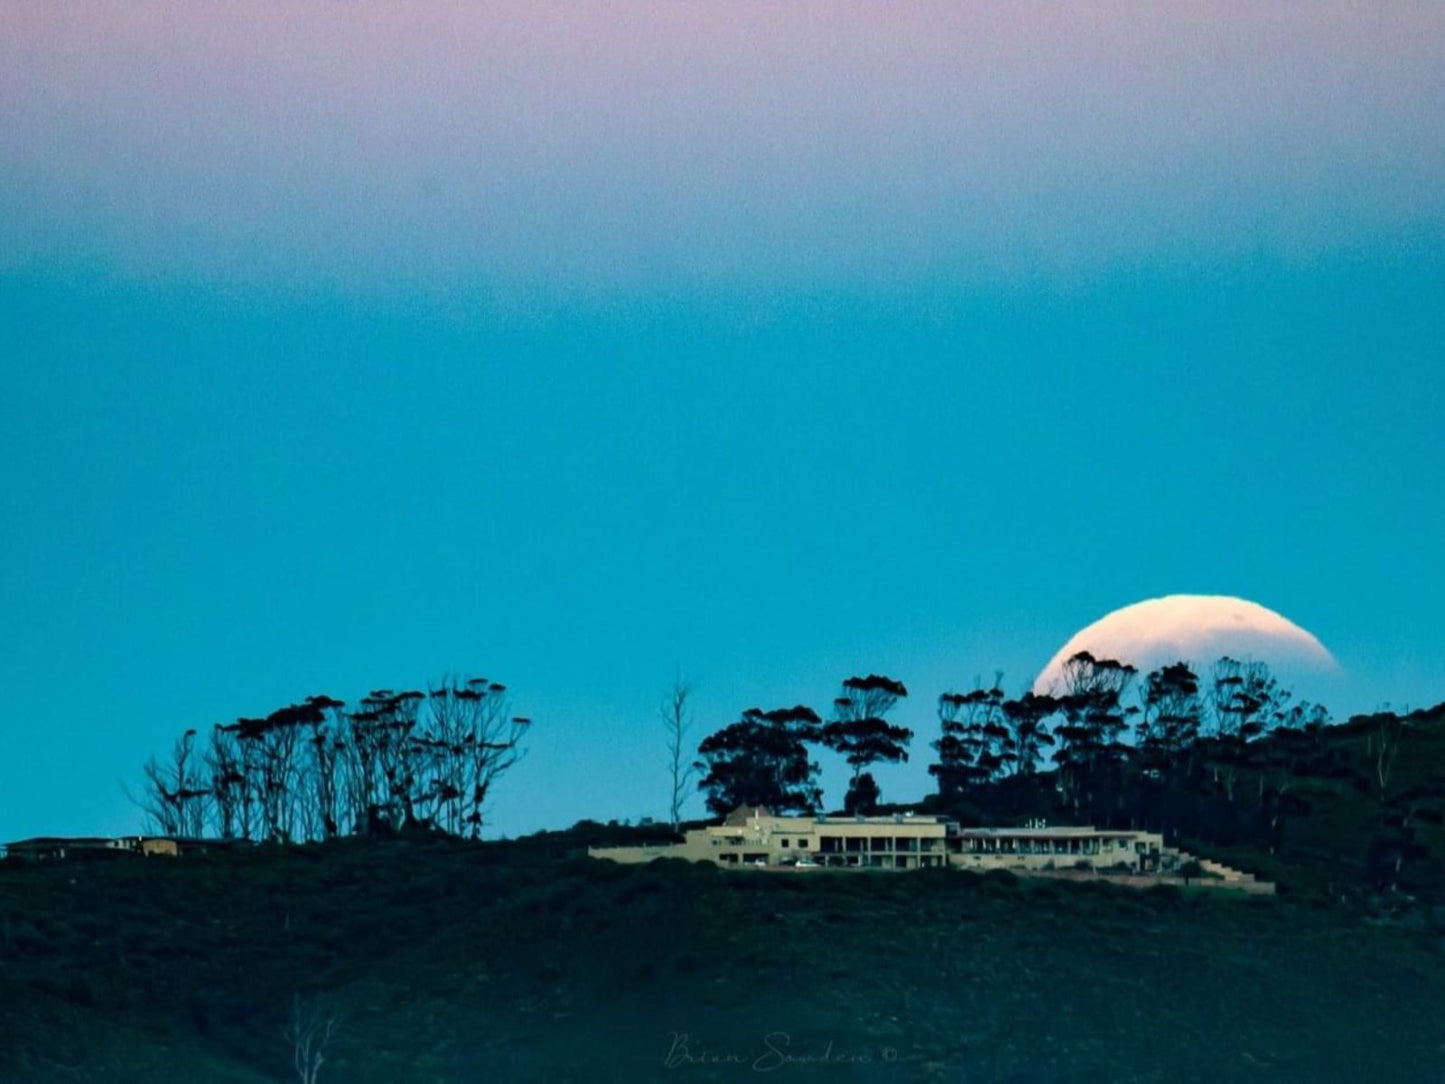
[{"left": 2, "top": 4, "right": 1444, "bottom": 842}]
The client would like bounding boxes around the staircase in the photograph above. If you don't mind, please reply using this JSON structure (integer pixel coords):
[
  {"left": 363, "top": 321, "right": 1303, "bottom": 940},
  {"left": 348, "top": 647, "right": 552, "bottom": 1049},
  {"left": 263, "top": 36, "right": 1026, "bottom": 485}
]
[{"left": 1182, "top": 852, "right": 1274, "bottom": 894}]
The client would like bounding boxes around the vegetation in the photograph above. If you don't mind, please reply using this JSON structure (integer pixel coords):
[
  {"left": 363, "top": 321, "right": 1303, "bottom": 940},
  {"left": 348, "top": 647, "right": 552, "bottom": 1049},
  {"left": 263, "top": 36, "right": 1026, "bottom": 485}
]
[
  {"left": 133, "top": 676, "right": 531, "bottom": 844},
  {"left": 3, "top": 827, "right": 1445, "bottom": 1083},
  {"left": 822, "top": 674, "right": 913, "bottom": 816},
  {"left": 132, "top": 655, "right": 1445, "bottom": 909},
  {"left": 22, "top": 655, "right": 1445, "bottom": 1081}
]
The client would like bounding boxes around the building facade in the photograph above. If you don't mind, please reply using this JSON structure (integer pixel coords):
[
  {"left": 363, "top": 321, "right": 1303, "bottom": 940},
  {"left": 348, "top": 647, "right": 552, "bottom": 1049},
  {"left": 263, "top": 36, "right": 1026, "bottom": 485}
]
[{"left": 589, "top": 808, "right": 1176, "bottom": 875}]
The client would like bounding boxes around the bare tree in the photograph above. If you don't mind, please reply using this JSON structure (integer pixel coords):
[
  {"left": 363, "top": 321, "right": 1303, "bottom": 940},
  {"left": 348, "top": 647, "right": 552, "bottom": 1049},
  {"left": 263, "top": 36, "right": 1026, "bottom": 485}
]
[
  {"left": 285, "top": 992, "right": 342, "bottom": 1084},
  {"left": 137, "top": 673, "right": 532, "bottom": 843},
  {"left": 131, "top": 729, "right": 209, "bottom": 837},
  {"left": 453, "top": 678, "right": 529, "bottom": 838},
  {"left": 302, "top": 696, "right": 347, "bottom": 840},
  {"left": 662, "top": 673, "right": 697, "bottom": 829},
  {"left": 205, "top": 724, "right": 246, "bottom": 839},
  {"left": 1369, "top": 709, "right": 1412, "bottom": 798}
]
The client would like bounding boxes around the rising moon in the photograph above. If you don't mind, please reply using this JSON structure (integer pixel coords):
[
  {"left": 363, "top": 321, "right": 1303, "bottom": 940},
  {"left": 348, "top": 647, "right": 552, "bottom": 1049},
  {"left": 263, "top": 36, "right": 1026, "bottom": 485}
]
[{"left": 1033, "top": 594, "right": 1336, "bottom": 693}]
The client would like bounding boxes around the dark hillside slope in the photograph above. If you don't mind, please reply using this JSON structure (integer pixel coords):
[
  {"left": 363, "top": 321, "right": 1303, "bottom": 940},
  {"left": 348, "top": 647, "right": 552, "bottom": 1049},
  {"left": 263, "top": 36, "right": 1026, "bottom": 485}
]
[{"left": 2, "top": 832, "right": 1443, "bottom": 1083}]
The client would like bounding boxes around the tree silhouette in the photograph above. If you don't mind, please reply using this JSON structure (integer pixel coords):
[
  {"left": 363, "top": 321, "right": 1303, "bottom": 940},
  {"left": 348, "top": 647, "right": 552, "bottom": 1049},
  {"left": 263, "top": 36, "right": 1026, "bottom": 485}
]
[
  {"left": 205, "top": 724, "right": 246, "bottom": 839},
  {"left": 1138, "top": 662, "right": 1203, "bottom": 774},
  {"left": 1053, "top": 652, "right": 1137, "bottom": 811},
  {"left": 930, "top": 682, "right": 1008, "bottom": 799},
  {"left": 134, "top": 728, "right": 209, "bottom": 837},
  {"left": 695, "top": 705, "right": 822, "bottom": 817},
  {"left": 1000, "top": 692, "right": 1057, "bottom": 777},
  {"left": 137, "top": 672, "right": 529, "bottom": 843},
  {"left": 1207, "top": 657, "right": 1289, "bottom": 801},
  {"left": 822, "top": 675, "right": 912, "bottom": 814},
  {"left": 661, "top": 673, "right": 698, "bottom": 829}
]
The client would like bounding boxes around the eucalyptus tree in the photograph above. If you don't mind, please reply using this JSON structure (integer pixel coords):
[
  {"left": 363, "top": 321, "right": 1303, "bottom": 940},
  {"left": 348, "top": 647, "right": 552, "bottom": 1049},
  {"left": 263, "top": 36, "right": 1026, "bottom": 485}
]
[
  {"left": 1000, "top": 691, "right": 1057, "bottom": 777},
  {"left": 136, "top": 728, "right": 210, "bottom": 837},
  {"left": 446, "top": 677, "right": 530, "bottom": 838},
  {"left": 695, "top": 705, "right": 823, "bottom": 816},
  {"left": 822, "top": 674, "right": 912, "bottom": 814},
  {"left": 1138, "top": 661, "right": 1203, "bottom": 775},
  {"left": 930, "top": 681, "right": 1009, "bottom": 799},
  {"left": 1053, "top": 651, "right": 1137, "bottom": 811},
  {"left": 299, "top": 695, "right": 347, "bottom": 840},
  {"left": 205, "top": 723, "right": 246, "bottom": 839},
  {"left": 1207, "top": 657, "right": 1290, "bottom": 801}
]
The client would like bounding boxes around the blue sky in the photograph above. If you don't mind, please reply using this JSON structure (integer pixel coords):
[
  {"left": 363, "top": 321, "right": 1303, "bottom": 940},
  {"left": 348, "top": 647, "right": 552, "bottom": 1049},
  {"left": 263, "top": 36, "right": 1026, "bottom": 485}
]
[{"left": 2, "top": 5, "right": 1443, "bottom": 840}]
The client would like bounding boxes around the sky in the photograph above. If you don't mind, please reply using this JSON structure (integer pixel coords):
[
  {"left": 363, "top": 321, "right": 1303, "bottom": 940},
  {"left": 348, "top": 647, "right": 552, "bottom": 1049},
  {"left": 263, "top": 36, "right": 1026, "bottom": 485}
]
[{"left": 2, "top": 4, "right": 1444, "bottom": 841}]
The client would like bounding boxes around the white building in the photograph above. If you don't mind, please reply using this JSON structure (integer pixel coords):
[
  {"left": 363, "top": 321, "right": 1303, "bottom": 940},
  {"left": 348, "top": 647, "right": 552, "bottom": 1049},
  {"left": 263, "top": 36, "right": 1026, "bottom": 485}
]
[{"left": 590, "top": 808, "right": 1175, "bottom": 874}]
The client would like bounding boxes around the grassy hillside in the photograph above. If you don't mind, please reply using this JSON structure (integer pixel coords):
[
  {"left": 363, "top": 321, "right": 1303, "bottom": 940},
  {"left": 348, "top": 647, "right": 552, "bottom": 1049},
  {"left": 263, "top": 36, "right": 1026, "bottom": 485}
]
[{"left": 2, "top": 829, "right": 1444, "bottom": 1083}]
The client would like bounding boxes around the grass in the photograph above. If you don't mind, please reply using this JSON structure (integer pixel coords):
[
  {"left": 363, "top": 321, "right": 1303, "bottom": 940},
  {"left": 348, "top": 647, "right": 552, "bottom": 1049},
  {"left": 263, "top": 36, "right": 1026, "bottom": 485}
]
[{"left": 2, "top": 829, "right": 1444, "bottom": 1083}]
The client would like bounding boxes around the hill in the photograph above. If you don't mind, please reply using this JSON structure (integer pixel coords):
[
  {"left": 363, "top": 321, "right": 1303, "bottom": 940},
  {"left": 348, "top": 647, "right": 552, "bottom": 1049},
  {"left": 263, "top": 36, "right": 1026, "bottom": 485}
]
[{"left": 2, "top": 827, "right": 1444, "bottom": 1083}]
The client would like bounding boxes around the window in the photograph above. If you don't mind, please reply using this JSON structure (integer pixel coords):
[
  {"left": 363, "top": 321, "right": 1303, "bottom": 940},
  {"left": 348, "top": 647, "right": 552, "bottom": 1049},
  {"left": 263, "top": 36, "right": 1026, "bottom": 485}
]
[
  {"left": 797, "top": 839, "right": 808, "bottom": 849},
  {"left": 871, "top": 837, "right": 891, "bottom": 852},
  {"left": 780, "top": 838, "right": 790, "bottom": 848}
]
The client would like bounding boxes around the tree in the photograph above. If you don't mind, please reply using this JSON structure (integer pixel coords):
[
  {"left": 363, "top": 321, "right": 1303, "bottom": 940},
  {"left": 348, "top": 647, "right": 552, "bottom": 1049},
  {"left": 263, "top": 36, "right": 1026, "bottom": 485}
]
[
  {"left": 1053, "top": 652, "right": 1137, "bottom": 809},
  {"left": 1138, "top": 662, "right": 1203, "bottom": 773},
  {"left": 410, "top": 677, "right": 529, "bottom": 838},
  {"left": 286, "top": 992, "right": 342, "bottom": 1084},
  {"left": 343, "top": 690, "right": 427, "bottom": 834},
  {"left": 1363, "top": 708, "right": 1412, "bottom": 800},
  {"left": 205, "top": 724, "right": 247, "bottom": 839},
  {"left": 822, "top": 675, "right": 912, "bottom": 814},
  {"left": 139, "top": 673, "right": 531, "bottom": 844},
  {"left": 930, "top": 681, "right": 1009, "bottom": 799},
  {"left": 1000, "top": 692, "right": 1057, "bottom": 777},
  {"left": 1208, "top": 657, "right": 1288, "bottom": 743},
  {"left": 661, "top": 673, "right": 697, "bottom": 829},
  {"left": 1206, "top": 657, "right": 1290, "bottom": 802},
  {"left": 844, "top": 772, "right": 881, "bottom": 816},
  {"left": 298, "top": 696, "right": 346, "bottom": 840},
  {"left": 448, "top": 678, "right": 530, "bottom": 838},
  {"left": 695, "top": 706, "right": 823, "bottom": 817},
  {"left": 224, "top": 701, "right": 328, "bottom": 843},
  {"left": 133, "top": 729, "right": 209, "bottom": 837}
]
